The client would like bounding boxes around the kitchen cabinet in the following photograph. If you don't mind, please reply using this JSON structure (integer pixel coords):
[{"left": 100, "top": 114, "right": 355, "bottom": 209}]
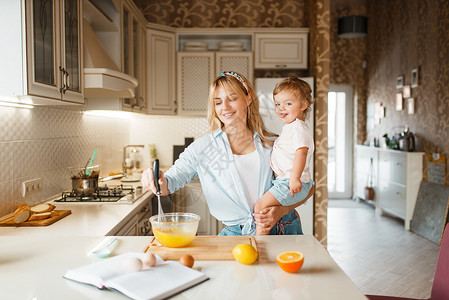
[
  {"left": 110, "top": 196, "right": 152, "bottom": 236},
  {"left": 177, "top": 51, "right": 253, "bottom": 115},
  {"left": 0, "top": 0, "right": 83, "bottom": 105},
  {"left": 254, "top": 31, "right": 308, "bottom": 69},
  {"left": 121, "top": 0, "right": 147, "bottom": 112},
  {"left": 114, "top": 214, "right": 138, "bottom": 236},
  {"left": 354, "top": 145, "right": 424, "bottom": 230},
  {"left": 147, "top": 28, "right": 176, "bottom": 114},
  {"left": 174, "top": 179, "right": 223, "bottom": 235}
]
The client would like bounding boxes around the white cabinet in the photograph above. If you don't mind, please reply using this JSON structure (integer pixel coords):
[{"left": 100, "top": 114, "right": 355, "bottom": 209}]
[
  {"left": 174, "top": 180, "right": 223, "bottom": 235},
  {"left": 254, "top": 32, "right": 308, "bottom": 69},
  {"left": 177, "top": 51, "right": 253, "bottom": 115},
  {"left": 147, "top": 29, "right": 176, "bottom": 114},
  {"left": 121, "top": 1, "right": 147, "bottom": 112},
  {"left": 354, "top": 145, "right": 424, "bottom": 230},
  {"left": 0, "top": 0, "right": 83, "bottom": 104},
  {"left": 377, "top": 150, "right": 424, "bottom": 230}
]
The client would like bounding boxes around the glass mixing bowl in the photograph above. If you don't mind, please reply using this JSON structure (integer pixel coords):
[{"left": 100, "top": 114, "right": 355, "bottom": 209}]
[{"left": 150, "top": 213, "right": 200, "bottom": 248}]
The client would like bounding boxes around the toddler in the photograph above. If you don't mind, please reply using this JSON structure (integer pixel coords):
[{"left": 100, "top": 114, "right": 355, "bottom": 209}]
[{"left": 254, "top": 75, "right": 315, "bottom": 235}]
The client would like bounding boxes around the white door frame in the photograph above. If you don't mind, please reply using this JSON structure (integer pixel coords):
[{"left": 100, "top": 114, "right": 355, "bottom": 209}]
[{"left": 328, "top": 84, "right": 353, "bottom": 199}]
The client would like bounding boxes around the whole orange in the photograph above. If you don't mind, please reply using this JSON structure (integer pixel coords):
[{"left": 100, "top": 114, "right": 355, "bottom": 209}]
[
  {"left": 232, "top": 244, "right": 258, "bottom": 265},
  {"left": 276, "top": 251, "right": 304, "bottom": 273}
]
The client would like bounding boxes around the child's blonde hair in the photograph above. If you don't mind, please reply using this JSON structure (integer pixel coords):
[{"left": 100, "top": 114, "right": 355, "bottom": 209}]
[
  {"left": 207, "top": 71, "right": 277, "bottom": 148},
  {"left": 273, "top": 75, "right": 314, "bottom": 121}
]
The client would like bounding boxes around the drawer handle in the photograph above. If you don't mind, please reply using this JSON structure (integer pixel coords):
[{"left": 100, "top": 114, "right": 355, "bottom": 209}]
[{"left": 275, "top": 64, "right": 287, "bottom": 68}]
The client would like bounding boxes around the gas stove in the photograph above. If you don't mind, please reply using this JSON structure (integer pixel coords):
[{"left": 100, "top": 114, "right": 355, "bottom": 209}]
[{"left": 54, "top": 184, "right": 143, "bottom": 204}]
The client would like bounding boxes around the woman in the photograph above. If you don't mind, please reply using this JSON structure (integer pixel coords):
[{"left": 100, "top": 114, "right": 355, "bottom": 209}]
[{"left": 142, "top": 71, "right": 302, "bottom": 235}]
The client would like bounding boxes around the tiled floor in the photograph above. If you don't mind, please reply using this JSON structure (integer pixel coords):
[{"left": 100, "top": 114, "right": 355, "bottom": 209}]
[{"left": 327, "top": 199, "right": 440, "bottom": 298}]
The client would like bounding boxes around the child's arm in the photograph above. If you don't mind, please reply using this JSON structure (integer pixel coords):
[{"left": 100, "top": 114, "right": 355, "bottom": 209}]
[{"left": 289, "top": 147, "right": 308, "bottom": 196}]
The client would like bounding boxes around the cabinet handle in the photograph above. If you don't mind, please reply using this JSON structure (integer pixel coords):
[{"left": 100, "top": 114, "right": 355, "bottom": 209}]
[
  {"left": 275, "top": 64, "right": 287, "bottom": 68},
  {"left": 59, "top": 66, "right": 70, "bottom": 94}
]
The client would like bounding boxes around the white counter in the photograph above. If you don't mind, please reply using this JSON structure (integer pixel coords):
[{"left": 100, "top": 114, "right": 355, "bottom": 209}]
[
  {"left": 0, "top": 180, "right": 153, "bottom": 236},
  {"left": 0, "top": 235, "right": 367, "bottom": 300}
]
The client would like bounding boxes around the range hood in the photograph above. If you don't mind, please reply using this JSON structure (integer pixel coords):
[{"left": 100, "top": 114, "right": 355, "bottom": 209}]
[{"left": 83, "top": 18, "right": 137, "bottom": 98}]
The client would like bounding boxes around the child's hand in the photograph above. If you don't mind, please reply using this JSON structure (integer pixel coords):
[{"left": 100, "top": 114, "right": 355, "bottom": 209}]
[{"left": 290, "top": 179, "right": 303, "bottom": 197}]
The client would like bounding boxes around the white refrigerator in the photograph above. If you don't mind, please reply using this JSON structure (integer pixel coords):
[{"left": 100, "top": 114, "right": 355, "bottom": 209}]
[{"left": 255, "top": 77, "right": 315, "bottom": 235}]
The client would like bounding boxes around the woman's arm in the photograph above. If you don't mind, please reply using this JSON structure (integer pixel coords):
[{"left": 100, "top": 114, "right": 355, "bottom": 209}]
[{"left": 253, "top": 196, "right": 309, "bottom": 233}]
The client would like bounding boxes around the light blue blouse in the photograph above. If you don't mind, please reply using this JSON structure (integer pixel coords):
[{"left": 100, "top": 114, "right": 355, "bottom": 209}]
[{"left": 164, "top": 129, "right": 274, "bottom": 235}]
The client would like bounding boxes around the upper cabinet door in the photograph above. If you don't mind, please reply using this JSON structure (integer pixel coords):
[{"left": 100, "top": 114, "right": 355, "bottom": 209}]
[
  {"left": 122, "top": 2, "right": 146, "bottom": 112},
  {"left": 254, "top": 32, "right": 308, "bottom": 69},
  {"left": 60, "top": 0, "right": 83, "bottom": 103},
  {"left": 26, "top": 0, "right": 83, "bottom": 103},
  {"left": 147, "top": 29, "right": 176, "bottom": 114},
  {"left": 177, "top": 52, "right": 215, "bottom": 116},
  {"left": 26, "top": 0, "right": 62, "bottom": 100},
  {"left": 215, "top": 52, "right": 253, "bottom": 83}
]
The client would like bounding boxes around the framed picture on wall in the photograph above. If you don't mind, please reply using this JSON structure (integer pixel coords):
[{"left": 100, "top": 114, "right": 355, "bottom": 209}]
[
  {"left": 395, "top": 92, "right": 403, "bottom": 111},
  {"left": 396, "top": 75, "right": 404, "bottom": 89},
  {"left": 403, "top": 85, "right": 411, "bottom": 98},
  {"left": 411, "top": 68, "right": 419, "bottom": 88},
  {"left": 407, "top": 98, "right": 415, "bottom": 114}
]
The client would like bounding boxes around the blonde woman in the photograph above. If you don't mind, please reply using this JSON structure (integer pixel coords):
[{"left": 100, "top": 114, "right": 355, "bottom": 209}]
[{"left": 142, "top": 71, "right": 302, "bottom": 235}]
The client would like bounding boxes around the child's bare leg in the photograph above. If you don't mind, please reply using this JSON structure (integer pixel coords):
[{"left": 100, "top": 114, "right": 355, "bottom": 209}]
[{"left": 255, "top": 191, "right": 281, "bottom": 235}]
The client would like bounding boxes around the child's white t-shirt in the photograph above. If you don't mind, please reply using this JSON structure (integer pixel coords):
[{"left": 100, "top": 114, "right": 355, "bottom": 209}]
[{"left": 270, "top": 119, "right": 314, "bottom": 182}]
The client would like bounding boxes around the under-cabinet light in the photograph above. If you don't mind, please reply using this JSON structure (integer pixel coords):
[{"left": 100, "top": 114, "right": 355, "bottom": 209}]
[
  {"left": 0, "top": 101, "right": 33, "bottom": 109},
  {"left": 83, "top": 110, "right": 134, "bottom": 119}
]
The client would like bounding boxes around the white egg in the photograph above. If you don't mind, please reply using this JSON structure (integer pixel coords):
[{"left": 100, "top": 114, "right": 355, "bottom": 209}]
[
  {"left": 122, "top": 257, "right": 143, "bottom": 273},
  {"left": 142, "top": 253, "right": 157, "bottom": 267}
]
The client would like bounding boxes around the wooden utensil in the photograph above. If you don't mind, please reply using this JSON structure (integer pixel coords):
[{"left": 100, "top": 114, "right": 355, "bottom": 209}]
[{"left": 143, "top": 236, "right": 257, "bottom": 260}]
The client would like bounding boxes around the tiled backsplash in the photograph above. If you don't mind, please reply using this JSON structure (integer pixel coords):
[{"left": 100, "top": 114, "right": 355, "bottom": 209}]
[
  {"left": 0, "top": 105, "right": 209, "bottom": 217},
  {"left": 0, "top": 105, "right": 128, "bottom": 216},
  {"left": 129, "top": 115, "right": 209, "bottom": 168}
]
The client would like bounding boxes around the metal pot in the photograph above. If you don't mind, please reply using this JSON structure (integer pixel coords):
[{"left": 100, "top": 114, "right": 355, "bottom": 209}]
[
  {"left": 69, "top": 165, "right": 100, "bottom": 195},
  {"left": 71, "top": 177, "right": 99, "bottom": 195}
]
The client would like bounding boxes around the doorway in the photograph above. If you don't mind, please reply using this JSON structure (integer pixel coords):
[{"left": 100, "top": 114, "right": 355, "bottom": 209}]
[{"left": 328, "top": 84, "right": 353, "bottom": 198}]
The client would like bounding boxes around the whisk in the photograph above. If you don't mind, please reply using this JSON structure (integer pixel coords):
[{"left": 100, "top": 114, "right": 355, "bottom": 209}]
[{"left": 153, "top": 159, "right": 166, "bottom": 222}]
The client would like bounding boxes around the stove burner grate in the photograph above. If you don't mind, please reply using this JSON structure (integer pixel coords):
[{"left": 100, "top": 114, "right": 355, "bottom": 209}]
[{"left": 55, "top": 184, "right": 134, "bottom": 202}]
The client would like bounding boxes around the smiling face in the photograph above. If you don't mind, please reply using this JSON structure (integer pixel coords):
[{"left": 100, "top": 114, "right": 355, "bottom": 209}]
[
  {"left": 213, "top": 86, "right": 251, "bottom": 129},
  {"left": 274, "top": 90, "right": 306, "bottom": 124}
]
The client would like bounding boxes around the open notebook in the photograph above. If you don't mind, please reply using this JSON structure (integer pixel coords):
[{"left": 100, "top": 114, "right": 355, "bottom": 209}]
[{"left": 64, "top": 252, "right": 208, "bottom": 300}]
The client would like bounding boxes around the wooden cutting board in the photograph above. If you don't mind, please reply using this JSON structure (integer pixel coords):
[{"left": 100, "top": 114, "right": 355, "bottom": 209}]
[
  {"left": 0, "top": 210, "right": 71, "bottom": 227},
  {"left": 143, "top": 235, "right": 257, "bottom": 260}
]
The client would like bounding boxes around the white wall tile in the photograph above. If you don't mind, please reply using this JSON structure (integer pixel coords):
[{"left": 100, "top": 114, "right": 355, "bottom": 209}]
[{"left": 0, "top": 105, "right": 208, "bottom": 217}]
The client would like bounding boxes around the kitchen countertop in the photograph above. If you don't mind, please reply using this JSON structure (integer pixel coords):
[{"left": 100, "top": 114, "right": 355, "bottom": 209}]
[
  {"left": 0, "top": 179, "right": 153, "bottom": 236},
  {"left": 0, "top": 235, "right": 367, "bottom": 300}
]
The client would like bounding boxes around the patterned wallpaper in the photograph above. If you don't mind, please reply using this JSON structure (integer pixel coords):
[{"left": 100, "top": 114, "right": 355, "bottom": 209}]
[
  {"left": 366, "top": 0, "right": 449, "bottom": 181},
  {"left": 330, "top": 2, "right": 367, "bottom": 145},
  {"left": 134, "top": 0, "right": 330, "bottom": 244},
  {"left": 134, "top": 0, "right": 307, "bottom": 28}
]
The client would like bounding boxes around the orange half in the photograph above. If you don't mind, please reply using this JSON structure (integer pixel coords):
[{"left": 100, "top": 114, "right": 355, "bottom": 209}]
[{"left": 276, "top": 251, "right": 304, "bottom": 273}]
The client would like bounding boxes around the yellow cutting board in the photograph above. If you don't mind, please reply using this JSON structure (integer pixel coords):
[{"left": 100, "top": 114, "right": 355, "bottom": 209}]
[
  {"left": 144, "top": 235, "right": 257, "bottom": 260},
  {"left": 0, "top": 210, "right": 71, "bottom": 227}
]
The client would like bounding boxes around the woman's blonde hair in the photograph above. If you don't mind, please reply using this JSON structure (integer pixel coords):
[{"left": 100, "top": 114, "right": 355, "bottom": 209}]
[
  {"left": 273, "top": 75, "right": 314, "bottom": 121},
  {"left": 207, "top": 71, "right": 276, "bottom": 148}
]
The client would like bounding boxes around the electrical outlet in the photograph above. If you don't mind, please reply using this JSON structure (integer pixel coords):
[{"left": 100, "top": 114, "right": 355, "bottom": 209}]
[{"left": 22, "top": 178, "right": 43, "bottom": 197}]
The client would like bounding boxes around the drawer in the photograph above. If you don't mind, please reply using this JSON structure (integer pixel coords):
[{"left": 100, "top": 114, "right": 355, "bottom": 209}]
[
  {"left": 378, "top": 152, "right": 406, "bottom": 185},
  {"left": 378, "top": 180, "right": 406, "bottom": 219}
]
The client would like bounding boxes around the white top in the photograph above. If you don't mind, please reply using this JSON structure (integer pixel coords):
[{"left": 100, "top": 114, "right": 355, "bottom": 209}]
[
  {"left": 234, "top": 150, "right": 260, "bottom": 211},
  {"left": 271, "top": 119, "right": 314, "bottom": 182}
]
